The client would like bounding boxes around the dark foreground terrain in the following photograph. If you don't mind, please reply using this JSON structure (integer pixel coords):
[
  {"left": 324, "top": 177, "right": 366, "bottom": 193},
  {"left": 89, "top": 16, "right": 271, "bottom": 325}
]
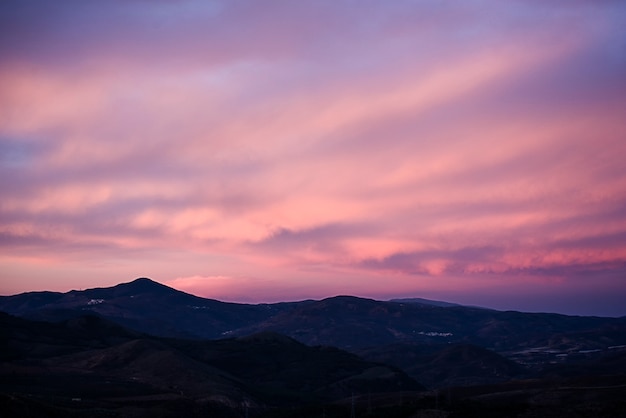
[{"left": 1, "top": 278, "right": 625, "bottom": 417}]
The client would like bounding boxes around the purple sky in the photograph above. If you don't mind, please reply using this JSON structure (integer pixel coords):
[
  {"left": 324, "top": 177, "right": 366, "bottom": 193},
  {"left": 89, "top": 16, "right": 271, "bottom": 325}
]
[{"left": 1, "top": 1, "right": 625, "bottom": 316}]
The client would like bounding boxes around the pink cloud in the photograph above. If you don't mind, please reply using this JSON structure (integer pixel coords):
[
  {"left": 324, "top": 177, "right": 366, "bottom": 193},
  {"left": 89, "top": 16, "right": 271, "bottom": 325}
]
[{"left": 1, "top": 0, "right": 625, "bottom": 315}]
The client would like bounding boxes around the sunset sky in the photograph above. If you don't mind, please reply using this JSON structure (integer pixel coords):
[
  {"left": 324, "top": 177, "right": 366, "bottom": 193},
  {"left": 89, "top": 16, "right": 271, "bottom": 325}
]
[{"left": 1, "top": 1, "right": 625, "bottom": 316}]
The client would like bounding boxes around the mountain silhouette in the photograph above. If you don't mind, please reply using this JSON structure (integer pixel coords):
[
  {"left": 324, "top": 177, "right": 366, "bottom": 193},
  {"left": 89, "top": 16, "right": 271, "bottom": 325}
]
[
  {"left": 2, "top": 278, "right": 626, "bottom": 417},
  {"left": 2, "top": 278, "right": 625, "bottom": 351}
]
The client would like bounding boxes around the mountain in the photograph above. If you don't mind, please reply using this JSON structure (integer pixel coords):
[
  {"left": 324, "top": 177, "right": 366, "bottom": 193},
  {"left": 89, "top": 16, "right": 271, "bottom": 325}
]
[
  {"left": 2, "top": 278, "right": 626, "bottom": 417},
  {"left": 2, "top": 278, "right": 625, "bottom": 354},
  {"left": 0, "top": 277, "right": 297, "bottom": 339},
  {"left": 230, "top": 294, "right": 626, "bottom": 352},
  {"left": 390, "top": 297, "right": 464, "bottom": 308}
]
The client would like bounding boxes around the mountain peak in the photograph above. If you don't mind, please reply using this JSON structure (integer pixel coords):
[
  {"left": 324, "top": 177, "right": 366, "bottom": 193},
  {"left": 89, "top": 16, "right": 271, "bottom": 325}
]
[
  {"left": 77, "top": 277, "right": 181, "bottom": 299},
  {"left": 118, "top": 277, "right": 173, "bottom": 292},
  {"left": 132, "top": 277, "right": 155, "bottom": 283},
  {"left": 322, "top": 295, "right": 377, "bottom": 304},
  {"left": 128, "top": 277, "right": 160, "bottom": 286}
]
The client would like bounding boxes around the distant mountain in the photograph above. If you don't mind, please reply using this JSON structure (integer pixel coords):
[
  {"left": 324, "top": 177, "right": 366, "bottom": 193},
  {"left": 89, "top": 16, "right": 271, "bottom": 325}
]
[
  {"left": 0, "top": 277, "right": 297, "bottom": 339},
  {"left": 390, "top": 297, "right": 464, "bottom": 308},
  {"left": 231, "top": 294, "right": 626, "bottom": 352},
  {"left": 2, "top": 277, "right": 626, "bottom": 356}
]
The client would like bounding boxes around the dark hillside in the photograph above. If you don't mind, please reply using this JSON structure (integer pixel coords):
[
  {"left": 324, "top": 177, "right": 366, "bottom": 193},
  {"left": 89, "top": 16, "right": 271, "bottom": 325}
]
[
  {"left": 358, "top": 342, "right": 524, "bottom": 389},
  {"left": 0, "top": 312, "right": 422, "bottom": 416}
]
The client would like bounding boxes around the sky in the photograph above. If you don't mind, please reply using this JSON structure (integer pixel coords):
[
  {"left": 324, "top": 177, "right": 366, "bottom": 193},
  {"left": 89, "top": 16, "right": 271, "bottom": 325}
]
[{"left": 1, "top": 0, "right": 625, "bottom": 316}]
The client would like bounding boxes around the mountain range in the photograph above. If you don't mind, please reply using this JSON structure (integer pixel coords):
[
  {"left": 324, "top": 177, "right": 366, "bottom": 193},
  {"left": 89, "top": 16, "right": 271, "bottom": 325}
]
[
  {"left": 1, "top": 277, "right": 625, "bottom": 417},
  {"left": 3, "top": 277, "right": 625, "bottom": 352}
]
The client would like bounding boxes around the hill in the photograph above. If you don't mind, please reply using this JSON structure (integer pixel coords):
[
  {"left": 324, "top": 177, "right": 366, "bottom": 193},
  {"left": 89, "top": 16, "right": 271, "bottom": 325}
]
[
  {"left": 3, "top": 278, "right": 625, "bottom": 356},
  {"left": 358, "top": 342, "right": 524, "bottom": 389},
  {"left": 0, "top": 312, "right": 422, "bottom": 416}
]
